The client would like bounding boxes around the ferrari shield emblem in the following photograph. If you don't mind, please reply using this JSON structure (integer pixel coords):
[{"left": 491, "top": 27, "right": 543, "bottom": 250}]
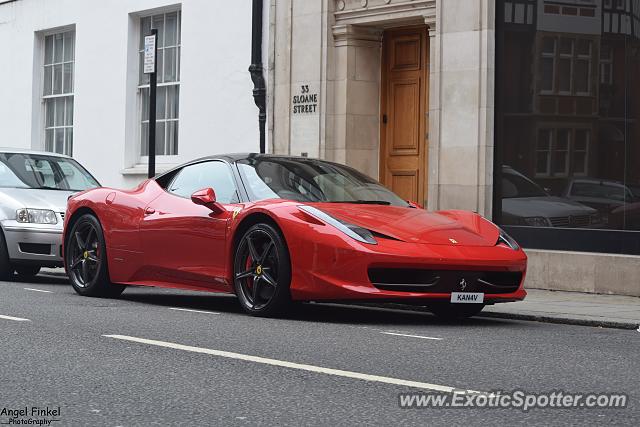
[{"left": 232, "top": 208, "right": 242, "bottom": 220}]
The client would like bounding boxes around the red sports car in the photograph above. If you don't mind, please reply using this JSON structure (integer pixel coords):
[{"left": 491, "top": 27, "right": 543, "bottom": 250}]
[{"left": 63, "top": 154, "right": 527, "bottom": 318}]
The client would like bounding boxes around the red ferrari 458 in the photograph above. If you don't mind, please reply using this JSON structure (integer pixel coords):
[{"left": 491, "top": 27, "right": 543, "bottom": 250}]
[{"left": 63, "top": 154, "right": 527, "bottom": 318}]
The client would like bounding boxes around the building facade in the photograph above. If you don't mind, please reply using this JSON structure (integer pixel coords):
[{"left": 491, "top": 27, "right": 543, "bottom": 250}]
[
  {"left": 1, "top": 0, "right": 639, "bottom": 296},
  {"left": 0, "top": 0, "right": 266, "bottom": 188},
  {"left": 268, "top": 0, "right": 640, "bottom": 297}
]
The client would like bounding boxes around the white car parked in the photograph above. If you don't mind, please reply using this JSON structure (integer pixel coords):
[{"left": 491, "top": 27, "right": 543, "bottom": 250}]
[{"left": 0, "top": 149, "right": 99, "bottom": 280}]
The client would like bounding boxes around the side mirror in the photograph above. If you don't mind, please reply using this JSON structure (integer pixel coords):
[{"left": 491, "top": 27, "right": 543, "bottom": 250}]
[
  {"left": 407, "top": 200, "right": 423, "bottom": 209},
  {"left": 191, "top": 188, "right": 224, "bottom": 214}
]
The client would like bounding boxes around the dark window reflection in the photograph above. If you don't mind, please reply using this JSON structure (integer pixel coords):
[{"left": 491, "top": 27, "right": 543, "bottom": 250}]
[{"left": 497, "top": 0, "right": 640, "bottom": 231}]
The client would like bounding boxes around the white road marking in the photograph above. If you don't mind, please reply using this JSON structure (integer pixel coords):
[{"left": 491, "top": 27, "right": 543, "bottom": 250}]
[
  {"left": 0, "top": 314, "right": 31, "bottom": 322},
  {"left": 168, "top": 307, "right": 220, "bottom": 315},
  {"left": 24, "top": 288, "right": 53, "bottom": 293},
  {"left": 104, "top": 334, "right": 482, "bottom": 394},
  {"left": 380, "top": 331, "right": 443, "bottom": 341}
]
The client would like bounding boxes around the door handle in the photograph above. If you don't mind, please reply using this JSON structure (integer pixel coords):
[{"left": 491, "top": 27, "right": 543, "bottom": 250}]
[{"left": 144, "top": 207, "right": 156, "bottom": 215}]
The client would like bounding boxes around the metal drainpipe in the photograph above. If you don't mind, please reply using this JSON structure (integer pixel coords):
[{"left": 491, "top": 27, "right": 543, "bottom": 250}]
[{"left": 250, "top": 0, "right": 267, "bottom": 154}]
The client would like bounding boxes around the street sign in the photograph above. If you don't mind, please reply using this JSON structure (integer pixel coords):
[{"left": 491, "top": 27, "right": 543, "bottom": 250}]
[{"left": 143, "top": 35, "right": 156, "bottom": 74}]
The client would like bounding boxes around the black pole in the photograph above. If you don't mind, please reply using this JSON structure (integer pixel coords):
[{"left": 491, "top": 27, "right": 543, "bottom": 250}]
[
  {"left": 148, "top": 28, "right": 158, "bottom": 178},
  {"left": 250, "top": 0, "right": 266, "bottom": 154}
]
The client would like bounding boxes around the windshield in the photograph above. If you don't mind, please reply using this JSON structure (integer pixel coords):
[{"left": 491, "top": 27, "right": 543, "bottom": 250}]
[
  {"left": 502, "top": 170, "right": 547, "bottom": 198},
  {"left": 238, "top": 157, "right": 409, "bottom": 206},
  {"left": 0, "top": 152, "right": 100, "bottom": 191}
]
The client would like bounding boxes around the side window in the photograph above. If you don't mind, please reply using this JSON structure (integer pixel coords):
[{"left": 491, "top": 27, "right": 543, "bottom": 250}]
[{"left": 168, "top": 161, "right": 238, "bottom": 203}]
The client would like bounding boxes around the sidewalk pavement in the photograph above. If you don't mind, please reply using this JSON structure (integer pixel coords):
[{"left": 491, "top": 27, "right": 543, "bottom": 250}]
[
  {"left": 480, "top": 289, "right": 640, "bottom": 330},
  {"left": 41, "top": 268, "right": 639, "bottom": 329}
]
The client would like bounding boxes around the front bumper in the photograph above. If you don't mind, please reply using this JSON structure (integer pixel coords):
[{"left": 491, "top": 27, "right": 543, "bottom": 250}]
[
  {"left": 287, "top": 230, "right": 527, "bottom": 304},
  {"left": 2, "top": 221, "right": 63, "bottom": 266}
]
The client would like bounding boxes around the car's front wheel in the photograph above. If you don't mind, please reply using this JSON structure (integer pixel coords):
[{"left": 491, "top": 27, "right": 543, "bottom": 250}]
[
  {"left": 0, "top": 229, "right": 12, "bottom": 281},
  {"left": 66, "top": 214, "right": 125, "bottom": 298},
  {"left": 233, "top": 223, "right": 292, "bottom": 317},
  {"left": 427, "top": 302, "right": 485, "bottom": 320}
]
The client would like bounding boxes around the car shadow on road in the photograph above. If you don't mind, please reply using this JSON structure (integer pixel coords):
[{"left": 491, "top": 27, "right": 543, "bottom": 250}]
[
  {"left": 290, "top": 302, "right": 515, "bottom": 328},
  {"left": 118, "top": 288, "right": 513, "bottom": 328},
  {"left": 119, "top": 290, "right": 244, "bottom": 314},
  {"left": 7, "top": 273, "right": 69, "bottom": 286}
]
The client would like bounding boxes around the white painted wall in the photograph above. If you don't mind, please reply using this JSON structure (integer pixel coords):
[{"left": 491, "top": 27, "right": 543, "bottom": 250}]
[{"left": 0, "top": 0, "right": 264, "bottom": 188}]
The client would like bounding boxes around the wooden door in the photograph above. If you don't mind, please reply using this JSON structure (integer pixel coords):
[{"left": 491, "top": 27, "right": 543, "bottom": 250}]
[{"left": 380, "top": 27, "right": 429, "bottom": 205}]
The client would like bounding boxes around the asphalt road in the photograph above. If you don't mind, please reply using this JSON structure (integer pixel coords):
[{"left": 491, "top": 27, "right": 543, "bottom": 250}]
[{"left": 0, "top": 274, "right": 638, "bottom": 426}]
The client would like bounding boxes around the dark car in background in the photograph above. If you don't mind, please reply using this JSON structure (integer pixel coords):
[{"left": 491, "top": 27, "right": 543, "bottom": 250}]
[
  {"left": 563, "top": 179, "right": 640, "bottom": 230},
  {"left": 501, "top": 166, "right": 601, "bottom": 228}
]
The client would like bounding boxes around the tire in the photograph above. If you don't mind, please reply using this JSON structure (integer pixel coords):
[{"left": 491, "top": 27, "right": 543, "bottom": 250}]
[
  {"left": 0, "top": 229, "right": 12, "bottom": 281},
  {"left": 14, "top": 266, "right": 41, "bottom": 278},
  {"left": 233, "top": 223, "right": 292, "bottom": 317},
  {"left": 427, "top": 302, "right": 485, "bottom": 320},
  {"left": 66, "top": 214, "right": 125, "bottom": 298}
]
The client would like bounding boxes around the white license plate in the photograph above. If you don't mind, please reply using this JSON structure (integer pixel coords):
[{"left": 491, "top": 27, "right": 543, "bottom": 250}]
[{"left": 450, "top": 292, "right": 484, "bottom": 304}]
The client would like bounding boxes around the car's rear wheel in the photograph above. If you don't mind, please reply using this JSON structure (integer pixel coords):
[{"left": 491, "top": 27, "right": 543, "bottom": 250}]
[
  {"left": 233, "top": 223, "right": 292, "bottom": 316},
  {"left": 66, "top": 214, "right": 125, "bottom": 298},
  {"left": 0, "top": 229, "right": 12, "bottom": 281},
  {"left": 427, "top": 302, "right": 485, "bottom": 320},
  {"left": 14, "top": 266, "right": 40, "bottom": 278}
]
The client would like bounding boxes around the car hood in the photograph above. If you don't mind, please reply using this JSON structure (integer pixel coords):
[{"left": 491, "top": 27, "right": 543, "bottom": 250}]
[
  {"left": 502, "top": 196, "right": 597, "bottom": 218},
  {"left": 310, "top": 203, "right": 499, "bottom": 246},
  {"left": 0, "top": 187, "right": 73, "bottom": 212}
]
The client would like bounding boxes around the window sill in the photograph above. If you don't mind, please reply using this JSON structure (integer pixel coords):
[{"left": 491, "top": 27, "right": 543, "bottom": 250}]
[{"left": 121, "top": 164, "right": 177, "bottom": 176}]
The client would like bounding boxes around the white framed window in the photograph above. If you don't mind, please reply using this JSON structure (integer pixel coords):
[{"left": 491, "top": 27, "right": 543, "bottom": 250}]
[
  {"left": 540, "top": 37, "right": 556, "bottom": 93},
  {"left": 43, "top": 30, "right": 75, "bottom": 155},
  {"left": 600, "top": 44, "right": 613, "bottom": 84},
  {"left": 536, "top": 128, "right": 590, "bottom": 177},
  {"left": 539, "top": 36, "right": 594, "bottom": 96},
  {"left": 536, "top": 129, "right": 552, "bottom": 176},
  {"left": 138, "top": 10, "right": 181, "bottom": 158}
]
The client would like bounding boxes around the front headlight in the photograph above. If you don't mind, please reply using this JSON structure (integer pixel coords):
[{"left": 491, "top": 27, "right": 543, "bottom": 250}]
[
  {"left": 16, "top": 208, "right": 58, "bottom": 225},
  {"left": 497, "top": 227, "right": 520, "bottom": 250},
  {"left": 298, "top": 205, "right": 377, "bottom": 245}
]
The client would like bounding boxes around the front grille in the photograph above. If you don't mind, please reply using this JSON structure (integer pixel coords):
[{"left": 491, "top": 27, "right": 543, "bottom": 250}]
[
  {"left": 59, "top": 212, "right": 66, "bottom": 221},
  {"left": 368, "top": 268, "right": 522, "bottom": 294},
  {"left": 549, "top": 215, "right": 591, "bottom": 228},
  {"left": 572, "top": 215, "right": 590, "bottom": 227},
  {"left": 19, "top": 243, "right": 51, "bottom": 255},
  {"left": 549, "top": 216, "right": 570, "bottom": 227}
]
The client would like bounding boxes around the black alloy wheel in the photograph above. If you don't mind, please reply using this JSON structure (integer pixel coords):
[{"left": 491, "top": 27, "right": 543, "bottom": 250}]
[
  {"left": 0, "top": 229, "right": 12, "bottom": 281},
  {"left": 233, "top": 223, "right": 291, "bottom": 316},
  {"left": 66, "top": 214, "right": 125, "bottom": 297}
]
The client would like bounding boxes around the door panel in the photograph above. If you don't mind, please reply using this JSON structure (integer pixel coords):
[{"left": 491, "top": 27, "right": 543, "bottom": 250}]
[
  {"left": 391, "top": 34, "right": 421, "bottom": 70},
  {"left": 381, "top": 27, "right": 429, "bottom": 205},
  {"left": 390, "top": 79, "right": 420, "bottom": 153},
  {"left": 139, "top": 191, "right": 230, "bottom": 290},
  {"left": 390, "top": 171, "right": 419, "bottom": 203},
  {"left": 137, "top": 161, "right": 239, "bottom": 290}
]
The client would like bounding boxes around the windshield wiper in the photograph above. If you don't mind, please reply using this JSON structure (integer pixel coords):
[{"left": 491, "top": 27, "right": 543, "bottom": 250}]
[
  {"left": 328, "top": 200, "right": 391, "bottom": 205},
  {"left": 33, "top": 186, "right": 65, "bottom": 191}
]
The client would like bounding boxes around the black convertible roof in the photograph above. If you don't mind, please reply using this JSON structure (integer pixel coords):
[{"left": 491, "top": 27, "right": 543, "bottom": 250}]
[
  {"left": 153, "top": 153, "right": 332, "bottom": 181},
  {"left": 193, "top": 153, "right": 313, "bottom": 163}
]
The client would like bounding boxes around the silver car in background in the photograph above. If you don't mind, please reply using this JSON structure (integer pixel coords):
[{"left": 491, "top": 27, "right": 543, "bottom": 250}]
[{"left": 0, "top": 149, "right": 99, "bottom": 280}]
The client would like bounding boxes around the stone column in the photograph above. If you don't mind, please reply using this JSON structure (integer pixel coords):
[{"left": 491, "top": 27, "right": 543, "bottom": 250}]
[
  {"left": 330, "top": 24, "right": 382, "bottom": 179},
  {"left": 432, "top": 0, "right": 495, "bottom": 216}
]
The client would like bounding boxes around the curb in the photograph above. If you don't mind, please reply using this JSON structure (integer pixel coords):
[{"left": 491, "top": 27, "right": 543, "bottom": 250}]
[
  {"left": 478, "top": 310, "right": 638, "bottom": 330},
  {"left": 369, "top": 303, "right": 638, "bottom": 330}
]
